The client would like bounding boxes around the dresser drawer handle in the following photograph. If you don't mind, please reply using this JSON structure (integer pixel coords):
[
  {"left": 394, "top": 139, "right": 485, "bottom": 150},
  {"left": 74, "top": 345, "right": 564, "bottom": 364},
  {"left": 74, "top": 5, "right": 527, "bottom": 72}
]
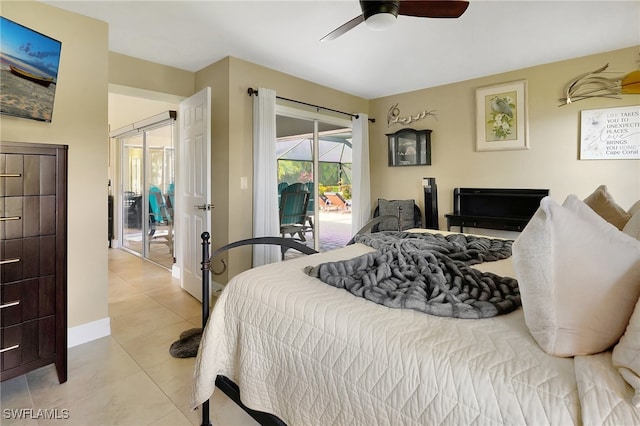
[
  {"left": 0, "top": 301, "right": 20, "bottom": 309},
  {"left": 0, "top": 344, "right": 20, "bottom": 354},
  {"left": 0, "top": 216, "right": 21, "bottom": 222},
  {"left": 0, "top": 174, "right": 21, "bottom": 178},
  {"left": 0, "top": 258, "right": 20, "bottom": 265}
]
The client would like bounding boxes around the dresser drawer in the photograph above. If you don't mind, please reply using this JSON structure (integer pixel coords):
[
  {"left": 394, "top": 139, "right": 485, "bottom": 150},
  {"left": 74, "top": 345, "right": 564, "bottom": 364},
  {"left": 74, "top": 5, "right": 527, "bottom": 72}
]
[
  {"left": 0, "top": 196, "right": 22, "bottom": 240},
  {"left": 1, "top": 153, "right": 24, "bottom": 197},
  {"left": 1, "top": 235, "right": 56, "bottom": 283},
  {"left": 0, "top": 196, "right": 56, "bottom": 239},
  {"left": 1, "top": 277, "right": 56, "bottom": 326},
  {"left": 1, "top": 317, "right": 55, "bottom": 372},
  {"left": 0, "top": 324, "right": 21, "bottom": 370},
  {"left": 0, "top": 153, "right": 56, "bottom": 197}
]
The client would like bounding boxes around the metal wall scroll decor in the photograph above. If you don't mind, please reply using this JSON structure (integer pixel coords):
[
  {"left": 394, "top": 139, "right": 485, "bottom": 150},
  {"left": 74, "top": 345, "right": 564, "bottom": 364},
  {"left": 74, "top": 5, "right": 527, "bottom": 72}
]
[
  {"left": 387, "top": 103, "right": 437, "bottom": 127},
  {"left": 560, "top": 63, "right": 640, "bottom": 106}
]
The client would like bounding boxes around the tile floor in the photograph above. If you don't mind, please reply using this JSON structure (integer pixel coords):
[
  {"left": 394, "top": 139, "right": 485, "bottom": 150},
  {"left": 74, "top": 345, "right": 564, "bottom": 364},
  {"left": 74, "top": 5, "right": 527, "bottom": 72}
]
[{"left": 0, "top": 249, "right": 258, "bottom": 426}]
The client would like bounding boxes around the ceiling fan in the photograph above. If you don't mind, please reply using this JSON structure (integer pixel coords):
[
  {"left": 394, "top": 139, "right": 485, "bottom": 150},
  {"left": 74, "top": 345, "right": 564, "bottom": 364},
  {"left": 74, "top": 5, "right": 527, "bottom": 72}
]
[{"left": 321, "top": 0, "right": 470, "bottom": 41}]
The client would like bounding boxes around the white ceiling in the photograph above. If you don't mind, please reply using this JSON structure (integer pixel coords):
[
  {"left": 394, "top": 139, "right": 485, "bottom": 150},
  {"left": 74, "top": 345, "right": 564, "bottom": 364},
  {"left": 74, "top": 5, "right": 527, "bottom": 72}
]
[{"left": 43, "top": 0, "right": 640, "bottom": 99}]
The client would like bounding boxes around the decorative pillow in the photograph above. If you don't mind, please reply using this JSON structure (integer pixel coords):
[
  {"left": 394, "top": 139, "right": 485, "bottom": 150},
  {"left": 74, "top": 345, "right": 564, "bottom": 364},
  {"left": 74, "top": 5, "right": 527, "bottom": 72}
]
[
  {"left": 377, "top": 199, "right": 415, "bottom": 231},
  {"left": 583, "top": 184, "right": 631, "bottom": 230},
  {"left": 629, "top": 200, "right": 640, "bottom": 217},
  {"left": 624, "top": 210, "right": 640, "bottom": 240},
  {"left": 512, "top": 195, "right": 640, "bottom": 357},
  {"left": 613, "top": 298, "right": 640, "bottom": 407}
]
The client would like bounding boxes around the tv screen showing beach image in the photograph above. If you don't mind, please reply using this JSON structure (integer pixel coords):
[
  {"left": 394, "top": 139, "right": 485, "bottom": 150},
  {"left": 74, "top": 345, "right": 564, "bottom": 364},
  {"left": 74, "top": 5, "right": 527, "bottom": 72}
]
[{"left": 0, "top": 17, "right": 61, "bottom": 122}]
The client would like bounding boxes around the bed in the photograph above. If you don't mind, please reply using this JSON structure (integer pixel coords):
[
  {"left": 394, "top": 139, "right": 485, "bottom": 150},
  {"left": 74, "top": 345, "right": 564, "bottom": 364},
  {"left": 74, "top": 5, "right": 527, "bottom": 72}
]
[{"left": 191, "top": 193, "right": 640, "bottom": 426}]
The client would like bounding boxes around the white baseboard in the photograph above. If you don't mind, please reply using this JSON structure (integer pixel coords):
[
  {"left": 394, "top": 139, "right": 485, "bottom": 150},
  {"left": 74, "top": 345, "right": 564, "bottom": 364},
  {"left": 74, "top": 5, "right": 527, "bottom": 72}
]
[
  {"left": 67, "top": 317, "right": 111, "bottom": 348},
  {"left": 211, "top": 280, "right": 224, "bottom": 293},
  {"left": 172, "top": 264, "right": 180, "bottom": 279}
]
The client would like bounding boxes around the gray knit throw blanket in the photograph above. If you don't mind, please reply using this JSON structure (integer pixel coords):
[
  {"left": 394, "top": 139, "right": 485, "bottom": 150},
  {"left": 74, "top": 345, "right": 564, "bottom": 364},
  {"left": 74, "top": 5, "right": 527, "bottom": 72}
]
[{"left": 305, "top": 232, "right": 520, "bottom": 319}]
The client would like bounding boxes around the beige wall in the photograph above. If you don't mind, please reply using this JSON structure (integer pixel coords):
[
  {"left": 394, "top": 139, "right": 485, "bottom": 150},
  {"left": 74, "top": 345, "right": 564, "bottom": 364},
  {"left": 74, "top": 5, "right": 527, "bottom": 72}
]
[
  {"left": 369, "top": 46, "right": 640, "bottom": 232},
  {"left": 195, "top": 57, "right": 369, "bottom": 279},
  {"left": 108, "top": 52, "right": 195, "bottom": 99},
  {"left": 0, "top": 1, "right": 109, "bottom": 328},
  {"left": 194, "top": 58, "right": 231, "bottom": 280},
  {"left": 108, "top": 92, "right": 180, "bottom": 132}
]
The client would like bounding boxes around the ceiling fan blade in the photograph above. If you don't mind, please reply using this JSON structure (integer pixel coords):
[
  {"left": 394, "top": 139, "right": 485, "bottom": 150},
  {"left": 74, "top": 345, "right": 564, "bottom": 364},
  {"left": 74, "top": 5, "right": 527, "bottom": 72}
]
[
  {"left": 320, "top": 14, "right": 365, "bottom": 41},
  {"left": 399, "top": 1, "right": 469, "bottom": 18}
]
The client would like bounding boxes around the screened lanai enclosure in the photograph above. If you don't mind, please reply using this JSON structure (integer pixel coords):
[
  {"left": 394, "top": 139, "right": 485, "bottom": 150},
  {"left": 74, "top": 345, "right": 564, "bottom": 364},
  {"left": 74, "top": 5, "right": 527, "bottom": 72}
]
[{"left": 276, "top": 128, "right": 352, "bottom": 190}]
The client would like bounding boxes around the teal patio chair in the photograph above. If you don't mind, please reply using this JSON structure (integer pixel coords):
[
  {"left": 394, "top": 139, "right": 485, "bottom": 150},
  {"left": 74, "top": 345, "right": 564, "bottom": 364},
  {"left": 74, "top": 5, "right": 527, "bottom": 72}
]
[
  {"left": 278, "top": 182, "right": 289, "bottom": 193},
  {"left": 148, "top": 185, "right": 174, "bottom": 255},
  {"left": 149, "top": 186, "right": 172, "bottom": 236},
  {"left": 279, "top": 190, "right": 310, "bottom": 241}
]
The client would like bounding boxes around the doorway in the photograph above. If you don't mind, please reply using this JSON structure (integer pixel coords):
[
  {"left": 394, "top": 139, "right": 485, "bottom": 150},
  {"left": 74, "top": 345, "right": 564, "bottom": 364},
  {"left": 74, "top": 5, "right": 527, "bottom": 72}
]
[
  {"left": 114, "top": 112, "right": 176, "bottom": 269},
  {"left": 276, "top": 112, "right": 353, "bottom": 251}
]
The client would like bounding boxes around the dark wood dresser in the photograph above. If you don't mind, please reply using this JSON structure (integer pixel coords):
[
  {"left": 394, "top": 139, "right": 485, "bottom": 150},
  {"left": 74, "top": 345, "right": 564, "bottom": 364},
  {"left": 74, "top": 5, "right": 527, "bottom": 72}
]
[{"left": 1, "top": 142, "right": 67, "bottom": 383}]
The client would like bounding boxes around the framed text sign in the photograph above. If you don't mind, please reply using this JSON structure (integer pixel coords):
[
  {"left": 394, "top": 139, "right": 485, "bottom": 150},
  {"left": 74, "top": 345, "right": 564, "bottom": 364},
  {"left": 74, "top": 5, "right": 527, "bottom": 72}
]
[{"left": 580, "top": 105, "right": 640, "bottom": 159}]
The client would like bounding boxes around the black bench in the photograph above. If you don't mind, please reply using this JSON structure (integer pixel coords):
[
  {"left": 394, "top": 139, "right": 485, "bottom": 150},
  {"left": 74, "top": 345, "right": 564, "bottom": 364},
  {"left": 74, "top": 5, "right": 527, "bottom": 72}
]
[{"left": 445, "top": 188, "right": 549, "bottom": 233}]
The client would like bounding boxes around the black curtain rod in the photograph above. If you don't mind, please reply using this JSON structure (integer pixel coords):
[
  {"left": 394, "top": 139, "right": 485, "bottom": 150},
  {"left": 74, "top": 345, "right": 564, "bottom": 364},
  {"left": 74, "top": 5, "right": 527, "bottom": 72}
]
[{"left": 247, "top": 87, "right": 375, "bottom": 123}]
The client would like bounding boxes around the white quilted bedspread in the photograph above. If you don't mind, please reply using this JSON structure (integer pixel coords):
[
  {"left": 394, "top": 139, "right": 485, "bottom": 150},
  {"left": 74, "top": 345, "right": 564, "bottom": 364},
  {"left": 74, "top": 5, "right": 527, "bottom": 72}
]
[
  {"left": 575, "top": 352, "right": 640, "bottom": 425},
  {"left": 192, "top": 243, "right": 631, "bottom": 425}
]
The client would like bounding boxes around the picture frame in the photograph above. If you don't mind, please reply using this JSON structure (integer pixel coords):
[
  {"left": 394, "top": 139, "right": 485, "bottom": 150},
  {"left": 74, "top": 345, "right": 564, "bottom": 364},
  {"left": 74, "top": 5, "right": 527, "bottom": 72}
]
[
  {"left": 475, "top": 80, "right": 529, "bottom": 151},
  {"left": 0, "top": 17, "right": 62, "bottom": 123},
  {"left": 387, "top": 128, "right": 432, "bottom": 166},
  {"left": 579, "top": 105, "right": 640, "bottom": 160}
]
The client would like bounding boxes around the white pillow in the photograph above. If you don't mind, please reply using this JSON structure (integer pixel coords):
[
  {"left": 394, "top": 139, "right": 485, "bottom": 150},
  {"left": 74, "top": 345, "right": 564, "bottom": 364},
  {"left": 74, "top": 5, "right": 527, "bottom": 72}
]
[
  {"left": 629, "top": 200, "right": 640, "bottom": 217},
  {"left": 624, "top": 210, "right": 640, "bottom": 240},
  {"left": 512, "top": 195, "right": 640, "bottom": 357},
  {"left": 613, "top": 297, "right": 640, "bottom": 407}
]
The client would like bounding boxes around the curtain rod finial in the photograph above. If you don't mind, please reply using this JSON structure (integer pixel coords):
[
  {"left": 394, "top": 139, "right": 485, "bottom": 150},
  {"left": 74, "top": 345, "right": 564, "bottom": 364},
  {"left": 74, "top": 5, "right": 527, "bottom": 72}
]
[{"left": 247, "top": 88, "right": 258, "bottom": 96}]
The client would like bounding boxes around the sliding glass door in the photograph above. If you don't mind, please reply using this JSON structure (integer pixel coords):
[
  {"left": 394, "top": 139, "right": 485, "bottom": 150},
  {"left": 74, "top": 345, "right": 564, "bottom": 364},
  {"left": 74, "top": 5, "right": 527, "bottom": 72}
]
[
  {"left": 119, "top": 118, "right": 175, "bottom": 269},
  {"left": 276, "top": 111, "right": 353, "bottom": 252},
  {"left": 122, "top": 135, "right": 144, "bottom": 257},
  {"left": 145, "top": 125, "right": 175, "bottom": 267}
]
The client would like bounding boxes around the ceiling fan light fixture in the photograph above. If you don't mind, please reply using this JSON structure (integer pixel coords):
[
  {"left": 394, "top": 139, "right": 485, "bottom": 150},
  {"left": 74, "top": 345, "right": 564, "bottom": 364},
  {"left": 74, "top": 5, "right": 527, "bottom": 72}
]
[
  {"left": 360, "top": 1, "right": 399, "bottom": 31},
  {"left": 365, "top": 12, "right": 397, "bottom": 31},
  {"left": 322, "top": 0, "right": 469, "bottom": 41}
]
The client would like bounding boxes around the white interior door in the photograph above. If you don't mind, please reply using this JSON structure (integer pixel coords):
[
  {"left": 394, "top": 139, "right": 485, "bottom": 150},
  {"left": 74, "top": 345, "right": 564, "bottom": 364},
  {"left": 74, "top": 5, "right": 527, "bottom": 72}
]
[{"left": 178, "top": 87, "right": 211, "bottom": 301}]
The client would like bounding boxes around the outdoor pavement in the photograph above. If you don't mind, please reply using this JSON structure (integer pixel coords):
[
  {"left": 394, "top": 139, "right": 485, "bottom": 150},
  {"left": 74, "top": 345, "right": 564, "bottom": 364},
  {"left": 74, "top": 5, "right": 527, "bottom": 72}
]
[
  {"left": 317, "top": 210, "right": 353, "bottom": 251},
  {"left": 285, "top": 210, "right": 353, "bottom": 259}
]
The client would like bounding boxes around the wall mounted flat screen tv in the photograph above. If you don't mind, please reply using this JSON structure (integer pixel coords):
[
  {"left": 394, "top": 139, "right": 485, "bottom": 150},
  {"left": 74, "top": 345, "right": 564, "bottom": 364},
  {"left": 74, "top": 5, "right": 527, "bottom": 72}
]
[{"left": 0, "top": 17, "right": 62, "bottom": 123}]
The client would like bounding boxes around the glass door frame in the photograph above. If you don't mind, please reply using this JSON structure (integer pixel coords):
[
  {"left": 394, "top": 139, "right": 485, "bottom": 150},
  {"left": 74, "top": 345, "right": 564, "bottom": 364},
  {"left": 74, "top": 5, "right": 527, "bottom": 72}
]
[
  {"left": 276, "top": 104, "right": 352, "bottom": 251},
  {"left": 113, "top": 114, "right": 176, "bottom": 268},
  {"left": 121, "top": 138, "right": 145, "bottom": 258}
]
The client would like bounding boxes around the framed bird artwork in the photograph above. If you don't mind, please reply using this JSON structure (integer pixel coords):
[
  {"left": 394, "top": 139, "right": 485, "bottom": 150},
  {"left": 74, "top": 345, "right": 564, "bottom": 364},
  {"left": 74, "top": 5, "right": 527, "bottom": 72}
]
[{"left": 476, "top": 80, "right": 529, "bottom": 151}]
